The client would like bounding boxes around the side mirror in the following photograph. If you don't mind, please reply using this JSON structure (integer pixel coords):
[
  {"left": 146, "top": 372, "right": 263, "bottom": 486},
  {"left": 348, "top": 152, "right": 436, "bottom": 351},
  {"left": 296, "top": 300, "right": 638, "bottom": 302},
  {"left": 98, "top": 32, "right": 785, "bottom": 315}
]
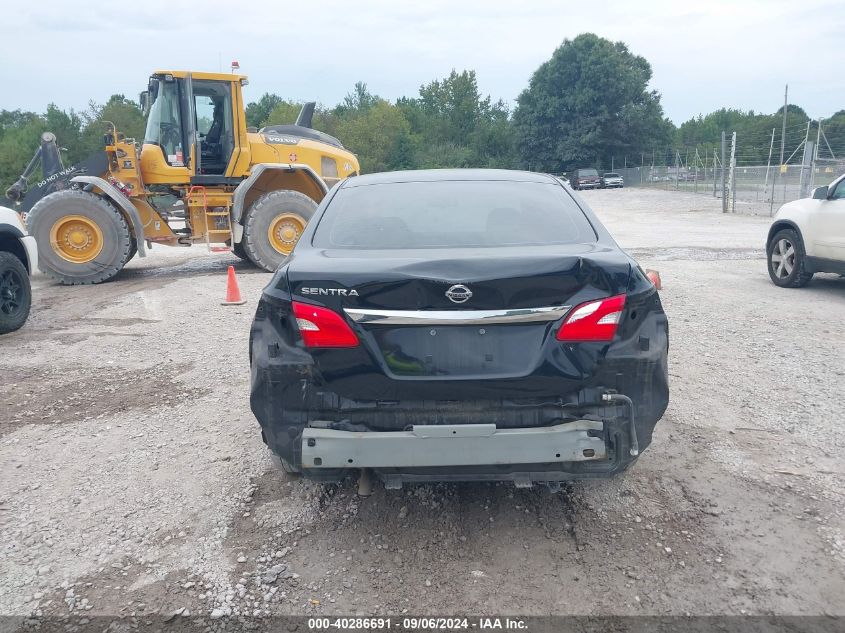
[
  {"left": 811, "top": 185, "right": 829, "bottom": 200},
  {"left": 139, "top": 91, "right": 150, "bottom": 117}
]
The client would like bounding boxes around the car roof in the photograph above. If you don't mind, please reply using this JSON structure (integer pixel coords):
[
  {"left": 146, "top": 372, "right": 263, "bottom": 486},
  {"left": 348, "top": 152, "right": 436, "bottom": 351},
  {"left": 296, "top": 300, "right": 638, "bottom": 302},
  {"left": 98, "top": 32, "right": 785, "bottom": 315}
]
[{"left": 341, "top": 169, "right": 557, "bottom": 188}]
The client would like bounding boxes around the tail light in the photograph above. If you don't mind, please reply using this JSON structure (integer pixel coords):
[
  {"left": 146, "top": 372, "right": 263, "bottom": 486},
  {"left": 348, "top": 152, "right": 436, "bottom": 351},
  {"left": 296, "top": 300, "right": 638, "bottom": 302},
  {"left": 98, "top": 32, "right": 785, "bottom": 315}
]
[
  {"left": 556, "top": 294, "right": 626, "bottom": 342},
  {"left": 292, "top": 301, "right": 359, "bottom": 348}
]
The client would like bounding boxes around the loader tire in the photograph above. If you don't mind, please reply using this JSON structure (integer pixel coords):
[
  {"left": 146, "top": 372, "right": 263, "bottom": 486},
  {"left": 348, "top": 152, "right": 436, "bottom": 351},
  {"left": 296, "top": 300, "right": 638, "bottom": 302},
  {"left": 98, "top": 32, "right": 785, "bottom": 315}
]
[
  {"left": 243, "top": 190, "right": 317, "bottom": 272},
  {"left": 231, "top": 240, "right": 249, "bottom": 260},
  {"left": 27, "top": 189, "right": 132, "bottom": 285}
]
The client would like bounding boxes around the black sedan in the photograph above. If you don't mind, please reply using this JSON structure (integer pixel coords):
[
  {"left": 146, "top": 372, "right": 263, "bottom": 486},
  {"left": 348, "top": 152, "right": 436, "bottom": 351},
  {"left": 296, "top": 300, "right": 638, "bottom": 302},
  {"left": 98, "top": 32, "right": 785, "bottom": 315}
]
[{"left": 249, "top": 169, "right": 669, "bottom": 489}]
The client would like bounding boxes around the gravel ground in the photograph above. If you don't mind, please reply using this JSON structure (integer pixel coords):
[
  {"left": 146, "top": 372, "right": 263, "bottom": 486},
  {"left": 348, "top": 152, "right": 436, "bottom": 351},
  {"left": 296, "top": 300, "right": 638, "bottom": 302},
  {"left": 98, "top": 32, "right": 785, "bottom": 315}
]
[{"left": 1, "top": 188, "right": 843, "bottom": 619}]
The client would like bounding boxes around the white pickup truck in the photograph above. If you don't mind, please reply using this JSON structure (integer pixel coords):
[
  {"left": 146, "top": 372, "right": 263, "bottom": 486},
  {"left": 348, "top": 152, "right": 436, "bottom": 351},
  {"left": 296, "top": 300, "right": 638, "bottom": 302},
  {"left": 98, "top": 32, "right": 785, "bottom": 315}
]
[
  {"left": 0, "top": 206, "right": 37, "bottom": 333},
  {"left": 767, "top": 173, "right": 845, "bottom": 287}
]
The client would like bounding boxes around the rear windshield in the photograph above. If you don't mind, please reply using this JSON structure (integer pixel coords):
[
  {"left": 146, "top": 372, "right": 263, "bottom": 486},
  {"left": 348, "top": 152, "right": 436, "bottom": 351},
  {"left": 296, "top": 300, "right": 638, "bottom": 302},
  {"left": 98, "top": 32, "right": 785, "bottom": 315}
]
[
  {"left": 312, "top": 180, "right": 597, "bottom": 249},
  {"left": 604, "top": 173, "right": 619, "bottom": 177},
  {"left": 578, "top": 169, "right": 599, "bottom": 177}
]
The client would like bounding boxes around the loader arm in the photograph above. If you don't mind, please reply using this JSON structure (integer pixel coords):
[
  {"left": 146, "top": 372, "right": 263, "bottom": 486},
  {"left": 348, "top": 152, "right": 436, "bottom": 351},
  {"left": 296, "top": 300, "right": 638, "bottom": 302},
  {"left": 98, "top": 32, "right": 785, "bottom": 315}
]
[
  {"left": 5, "top": 133, "right": 65, "bottom": 203},
  {"left": 7, "top": 144, "right": 110, "bottom": 214}
]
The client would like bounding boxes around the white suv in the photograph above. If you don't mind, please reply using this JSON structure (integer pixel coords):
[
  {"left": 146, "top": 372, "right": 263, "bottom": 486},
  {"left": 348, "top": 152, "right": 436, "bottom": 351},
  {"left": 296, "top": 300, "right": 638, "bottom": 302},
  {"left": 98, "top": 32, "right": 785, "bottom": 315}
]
[
  {"left": 0, "top": 206, "right": 37, "bottom": 333},
  {"left": 766, "top": 173, "right": 845, "bottom": 287}
]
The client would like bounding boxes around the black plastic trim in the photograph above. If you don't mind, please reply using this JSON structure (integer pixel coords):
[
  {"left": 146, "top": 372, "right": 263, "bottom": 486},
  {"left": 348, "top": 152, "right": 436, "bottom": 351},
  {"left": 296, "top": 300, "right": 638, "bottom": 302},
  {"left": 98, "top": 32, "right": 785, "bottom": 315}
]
[{"left": 805, "top": 256, "right": 845, "bottom": 275}]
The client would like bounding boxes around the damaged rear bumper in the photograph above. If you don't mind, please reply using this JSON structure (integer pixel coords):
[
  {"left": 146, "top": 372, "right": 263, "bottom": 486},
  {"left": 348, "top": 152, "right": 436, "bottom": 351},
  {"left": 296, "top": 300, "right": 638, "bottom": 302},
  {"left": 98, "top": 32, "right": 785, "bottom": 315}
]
[
  {"left": 301, "top": 420, "right": 606, "bottom": 470},
  {"left": 294, "top": 416, "right": 640, "bottom": 487}
]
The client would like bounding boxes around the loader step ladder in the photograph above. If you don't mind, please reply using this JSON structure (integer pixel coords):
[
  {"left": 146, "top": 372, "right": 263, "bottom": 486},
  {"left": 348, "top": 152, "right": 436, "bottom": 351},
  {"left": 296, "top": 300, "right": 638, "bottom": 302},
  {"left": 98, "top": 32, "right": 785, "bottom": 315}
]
[{"left": 187, "top": 185, "right": 233, "bottom": 253}]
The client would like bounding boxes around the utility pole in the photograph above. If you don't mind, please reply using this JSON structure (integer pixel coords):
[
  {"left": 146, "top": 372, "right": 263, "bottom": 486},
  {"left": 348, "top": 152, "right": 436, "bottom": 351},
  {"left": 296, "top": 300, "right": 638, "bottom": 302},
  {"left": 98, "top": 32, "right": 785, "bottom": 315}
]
[
  {"left": 713, "top": 148, "right": 718, "bottom": 197},
  {"left": 812, "top": 119, "right": 822, "bottom": 192},
  {"left": 770, "top": 84, "right": 788, "bottom": 216},
  {"left": 729, "top": 132, "right": 737, "bottom": 212},
  {"left": 764, "top": 127, "right": 775, "bottom": 194},
  {"left": 694, "top": 148, "right": 701, "bottom": 194},
  {"left": 721, "top": 132, "right": 727, "bottom": 212},
  {"left": 779, "top": 84, "right": 788, "bottom": 168},
  {"left": 675, "top": 151, "right": 680, "bottom": 190},
  {"left": 798, "top": 120, "right": 816, "bottom": 198},
  {"left": 819, "top": 122, "right": 836, "bottom": 160},
  {"left": 799, "top": 138, "right": 815, "bottom": 198}
]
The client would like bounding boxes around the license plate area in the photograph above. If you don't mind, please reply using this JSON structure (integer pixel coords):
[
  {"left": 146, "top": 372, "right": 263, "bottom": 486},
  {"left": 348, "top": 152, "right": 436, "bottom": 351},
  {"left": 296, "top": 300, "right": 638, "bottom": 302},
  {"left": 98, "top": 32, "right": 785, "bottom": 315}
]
[{"left": 369, "top": 324, "right": 545, "bottom": 377}]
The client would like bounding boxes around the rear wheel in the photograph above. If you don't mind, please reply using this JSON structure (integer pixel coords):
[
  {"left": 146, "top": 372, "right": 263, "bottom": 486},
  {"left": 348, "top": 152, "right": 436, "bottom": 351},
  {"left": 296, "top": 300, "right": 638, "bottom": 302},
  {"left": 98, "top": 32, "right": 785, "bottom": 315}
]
[
  {"left": 27, "top": 190, "right": 132, "bottom": 285},
  {"left": 242, "top": 190, "right": 317, "bottom": 272},
  {"left": 0, "top": 252, "right": 31, "bottom": 334},
  {"left": 767, "top": 228, "right": 813, "bottom": 288},
  {"left": 127, "top": 237, "right": 138, "bottom": 262}
]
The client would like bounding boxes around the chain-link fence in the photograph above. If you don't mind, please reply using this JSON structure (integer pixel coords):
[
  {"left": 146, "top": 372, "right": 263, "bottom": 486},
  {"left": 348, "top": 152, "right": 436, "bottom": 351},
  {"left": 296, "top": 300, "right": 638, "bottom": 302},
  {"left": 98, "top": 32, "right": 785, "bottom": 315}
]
[
  {"left": 606, "top": 128, "right": 844, "bottom": 214},
  {"left": 614, "top": 162, "right": 844, "bottom": 206}
]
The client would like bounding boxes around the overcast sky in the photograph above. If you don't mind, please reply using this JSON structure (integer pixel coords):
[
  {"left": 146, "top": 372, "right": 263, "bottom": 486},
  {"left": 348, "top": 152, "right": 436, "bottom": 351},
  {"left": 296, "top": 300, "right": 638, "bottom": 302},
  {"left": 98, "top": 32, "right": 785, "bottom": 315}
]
[{"left": 1, "top": 0, "right": 841, "bottom": 124}]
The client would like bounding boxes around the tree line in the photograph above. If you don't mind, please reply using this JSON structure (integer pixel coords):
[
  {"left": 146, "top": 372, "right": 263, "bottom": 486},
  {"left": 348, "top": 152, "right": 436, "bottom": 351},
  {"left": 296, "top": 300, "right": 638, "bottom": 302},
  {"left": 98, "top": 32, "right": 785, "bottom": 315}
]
[{"left": 2, "top": 33, "right": 842, "bottom": 194}]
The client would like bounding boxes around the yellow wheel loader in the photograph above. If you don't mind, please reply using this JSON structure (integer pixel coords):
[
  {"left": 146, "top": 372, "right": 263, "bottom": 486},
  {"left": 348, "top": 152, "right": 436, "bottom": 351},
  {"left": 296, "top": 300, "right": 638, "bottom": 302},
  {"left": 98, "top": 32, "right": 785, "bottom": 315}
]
[{"left": 5, "top": 71, "right": 359, "bottom": 284}]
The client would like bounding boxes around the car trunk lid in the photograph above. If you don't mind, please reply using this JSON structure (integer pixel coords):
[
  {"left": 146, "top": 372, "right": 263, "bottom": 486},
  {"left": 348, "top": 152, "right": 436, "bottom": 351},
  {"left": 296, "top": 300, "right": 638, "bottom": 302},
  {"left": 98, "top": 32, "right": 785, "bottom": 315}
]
[{"left": 286, "top": 245, "right": 631, "bottom": 386}]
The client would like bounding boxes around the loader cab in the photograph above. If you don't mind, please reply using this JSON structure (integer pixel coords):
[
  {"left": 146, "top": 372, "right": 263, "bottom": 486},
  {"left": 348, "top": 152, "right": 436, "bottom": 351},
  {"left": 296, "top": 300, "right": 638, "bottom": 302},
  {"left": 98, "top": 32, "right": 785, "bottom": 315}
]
[
  {"left": 140, "top": 71, "right": 248, "bottom": 185},
  {"left": 143, "top": 75, "right": 188, "bottom": 171},
  {"left": 192, "top": 81, "right": 235, "bottom": 175}
]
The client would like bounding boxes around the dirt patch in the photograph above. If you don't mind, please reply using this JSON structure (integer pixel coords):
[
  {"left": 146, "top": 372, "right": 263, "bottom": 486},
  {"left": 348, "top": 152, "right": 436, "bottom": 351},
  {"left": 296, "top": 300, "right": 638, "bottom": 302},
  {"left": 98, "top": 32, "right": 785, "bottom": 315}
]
[{"left": 0, "top": 363, "right": 202, "bottom": 437}]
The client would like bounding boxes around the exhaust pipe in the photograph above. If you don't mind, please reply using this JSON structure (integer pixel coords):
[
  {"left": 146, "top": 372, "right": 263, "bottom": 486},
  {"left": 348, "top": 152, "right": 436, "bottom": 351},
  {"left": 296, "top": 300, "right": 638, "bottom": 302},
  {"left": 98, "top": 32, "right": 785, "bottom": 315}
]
[{"left": 295, "top": 102, "right": 316, "bottom": 129}]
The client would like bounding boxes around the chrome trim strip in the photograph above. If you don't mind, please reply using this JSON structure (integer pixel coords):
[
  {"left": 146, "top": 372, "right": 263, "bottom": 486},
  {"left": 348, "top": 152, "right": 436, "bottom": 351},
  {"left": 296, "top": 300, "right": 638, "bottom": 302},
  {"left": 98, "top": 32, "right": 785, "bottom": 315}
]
[{"left": 343, "top": 305, "right": 570, "bottom": 326}]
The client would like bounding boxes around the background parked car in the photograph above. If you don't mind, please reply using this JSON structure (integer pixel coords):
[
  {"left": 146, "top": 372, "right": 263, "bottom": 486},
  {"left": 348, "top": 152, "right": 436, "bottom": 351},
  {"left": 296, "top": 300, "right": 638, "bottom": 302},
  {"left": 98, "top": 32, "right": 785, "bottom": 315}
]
[
  {"left": 569, "top": 168, "right": 601, "bottom": 190},
  {"left": 766, "top": 173, "right": 845, "bottom": 287},
  {"left": 0, "top": 206, "right": 37, "bottom": 333},
  {"left": 601, "top": 172, "right": 624, "bottom": 188}
]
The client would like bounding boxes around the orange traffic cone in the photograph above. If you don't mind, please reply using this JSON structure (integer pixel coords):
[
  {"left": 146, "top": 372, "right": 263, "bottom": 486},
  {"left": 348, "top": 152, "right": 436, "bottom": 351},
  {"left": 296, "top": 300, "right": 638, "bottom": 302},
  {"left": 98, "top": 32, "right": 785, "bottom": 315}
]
[
  {"left": 222, "top": 265, "right": 247, "bottom": 306},
  {"left": 645, "top": 269, "right": 662, "bottom": 290}
]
